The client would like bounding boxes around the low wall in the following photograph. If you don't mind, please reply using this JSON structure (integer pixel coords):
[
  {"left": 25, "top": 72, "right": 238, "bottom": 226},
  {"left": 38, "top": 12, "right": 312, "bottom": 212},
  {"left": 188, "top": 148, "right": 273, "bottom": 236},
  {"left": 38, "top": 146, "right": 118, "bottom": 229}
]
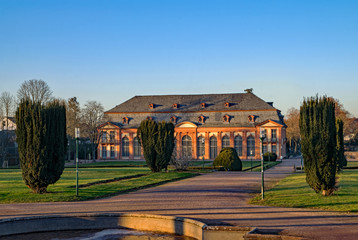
[{"left": 0, "top": 213, "right": 256, "bottom": 240}]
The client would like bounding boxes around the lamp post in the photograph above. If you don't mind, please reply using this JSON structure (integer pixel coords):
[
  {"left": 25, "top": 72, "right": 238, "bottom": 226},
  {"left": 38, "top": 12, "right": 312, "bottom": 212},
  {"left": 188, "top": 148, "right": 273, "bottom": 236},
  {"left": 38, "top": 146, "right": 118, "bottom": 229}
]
[
  {"left": 259, "top": 128, "right": 266, "bottom": 200},
  {"left": 75, "top": 128, "right": 80, "bottom": 196},
  {"left": 201, "top": 138, "right": 205, "bottom": 169},
  {"left": 250, "top": 150, "right": 253, "bottom": 172}
]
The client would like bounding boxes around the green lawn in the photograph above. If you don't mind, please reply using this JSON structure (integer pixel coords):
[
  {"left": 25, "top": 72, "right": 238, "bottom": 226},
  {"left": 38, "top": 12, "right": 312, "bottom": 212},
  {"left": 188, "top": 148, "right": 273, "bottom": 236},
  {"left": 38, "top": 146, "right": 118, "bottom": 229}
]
[
  {"left": 0, "top": 167, "right": 197, "bottom": 203},
  {"left": 250, "top": 169, "right": 358, "bottom": 212}
]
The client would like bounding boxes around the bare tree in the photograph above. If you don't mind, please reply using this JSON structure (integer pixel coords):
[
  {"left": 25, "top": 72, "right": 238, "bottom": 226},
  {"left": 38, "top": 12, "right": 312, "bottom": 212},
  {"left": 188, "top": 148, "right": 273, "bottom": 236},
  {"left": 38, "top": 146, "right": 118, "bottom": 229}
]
[
  {"left": 81, "top": 101, "right": 104, "bottom": 160},
  {"left": 0, "top": 91, "right": 16, "bottom": 130},
  {"left": 66, "top": 97, "right": 81, "bottom": 137},
  {"left": 17, "top": 79, "right": 53, "bottom": 104}
]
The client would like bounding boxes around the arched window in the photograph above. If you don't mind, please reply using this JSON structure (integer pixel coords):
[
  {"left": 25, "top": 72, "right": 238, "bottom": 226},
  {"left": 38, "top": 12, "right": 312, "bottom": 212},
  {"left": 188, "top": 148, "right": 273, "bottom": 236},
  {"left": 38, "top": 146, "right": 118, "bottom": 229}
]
[
  {"left": 197, "top": 136, "right": 205, "bottom": 157},
  {"left": 247, "top": 135, "right": 255, "bottom": 157},
  {"left": 234, "top": 135, "right": 243, "bottom": 156},
  {"left": 182, "top": 135, "right": 192, "bottom": 159},
  {"left": 222, "top": 135, "right": 230, "bottom": 148},
  {"left": 122, "top": 137, "right": 129, "bottom": 157},
  {"left": 133, "top": 137, "right": 141, "bottom": 157},
  {"left": 210, "top": 136, "right": 217, "bottom": 159}
]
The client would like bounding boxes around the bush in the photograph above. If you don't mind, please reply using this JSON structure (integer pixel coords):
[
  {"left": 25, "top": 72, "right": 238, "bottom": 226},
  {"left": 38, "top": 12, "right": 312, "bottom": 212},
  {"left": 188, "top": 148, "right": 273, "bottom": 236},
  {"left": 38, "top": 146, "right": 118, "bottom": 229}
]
[
  {"left": 263, "top": 152, "right": 277, "bottom": 161},
  {"left": 213, "top": 147, "right": 242, "bottom": 171}
]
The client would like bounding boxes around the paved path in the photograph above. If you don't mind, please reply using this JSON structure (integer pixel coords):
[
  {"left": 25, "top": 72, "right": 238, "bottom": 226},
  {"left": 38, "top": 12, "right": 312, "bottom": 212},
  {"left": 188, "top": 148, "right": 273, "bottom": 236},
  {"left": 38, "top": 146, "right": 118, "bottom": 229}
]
[{"left": 1, "top": 158, "right": 358, "bottom": 239}]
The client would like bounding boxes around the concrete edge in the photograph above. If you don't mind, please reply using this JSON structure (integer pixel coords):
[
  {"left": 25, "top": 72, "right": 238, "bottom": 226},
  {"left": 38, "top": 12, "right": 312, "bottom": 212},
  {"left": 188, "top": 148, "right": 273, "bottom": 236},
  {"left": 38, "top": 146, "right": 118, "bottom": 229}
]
[
  {"left": 0, "top": 213, "right": 207, "bottom": 239},
  {"left": 0, "top": 213, "right": 305, "bottom": 240}
]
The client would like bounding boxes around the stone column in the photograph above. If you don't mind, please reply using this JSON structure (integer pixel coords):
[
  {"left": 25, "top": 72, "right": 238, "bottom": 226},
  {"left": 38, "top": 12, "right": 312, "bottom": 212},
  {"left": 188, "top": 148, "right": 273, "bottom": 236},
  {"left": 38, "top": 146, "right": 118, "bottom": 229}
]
[
  {"left": 205, "top": 132, "right": 210, "bottom": 159},
  {"left": 242, "top": 131, "right": 247, "bottom": 160},
  {"left": 129, "top": 132, "right": 134, "bottom": 160}
]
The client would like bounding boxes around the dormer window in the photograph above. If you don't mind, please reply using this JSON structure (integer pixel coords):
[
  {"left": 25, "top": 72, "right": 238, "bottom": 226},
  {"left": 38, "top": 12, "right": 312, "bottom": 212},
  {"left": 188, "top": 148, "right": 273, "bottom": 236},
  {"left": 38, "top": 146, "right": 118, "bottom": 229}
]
[
  {"left": 198, "top": 115, "right": 205, "bottom": 123},
  {"left": 147, "top": 116, "right": 153, "bottom": 120},
  {"left": 248, "top": 115, "right": 255, "bottom": 122},
  {"left": 225, "top": 102, "right": 230, "bottom": 108},
  {"left": 170, "top": 116, "right": 177, "bottom": 123},
  {"left": 223, "top": 115, "right": 230, "bottom": 123},
  {"left": 149, "top": 103, "right": 154, "bottom": 109},
  {"left": 201, "top": 103, "right": 206, "bottom": 108},
  {"left": 172, "top": 103, "right": 178, "bottom": 109},
  {"left": 122, "top": 117, "right": 129, "bottom": 124}
]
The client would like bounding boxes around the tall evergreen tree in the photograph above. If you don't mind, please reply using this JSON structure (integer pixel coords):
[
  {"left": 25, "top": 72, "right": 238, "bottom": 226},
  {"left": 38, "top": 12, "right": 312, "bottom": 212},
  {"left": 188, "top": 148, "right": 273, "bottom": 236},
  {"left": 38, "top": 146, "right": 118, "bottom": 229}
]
[
  {"left": 16, "top": 100, "right": 67, "bottom": 193},
  {"left": 137, "top": 119, "right": 158, "bottom": 172},
  {"left": 155, "top": 121, "right": 175, "bottom": 172},
  {"left": 300, "top": 96, "right": 337, "bottom": 196},
  {"left": 137, "top": 120, "right": 175, "bottom": 172},
  {"left": 336, "top": 119, "right": 347, "bottom": 172}
]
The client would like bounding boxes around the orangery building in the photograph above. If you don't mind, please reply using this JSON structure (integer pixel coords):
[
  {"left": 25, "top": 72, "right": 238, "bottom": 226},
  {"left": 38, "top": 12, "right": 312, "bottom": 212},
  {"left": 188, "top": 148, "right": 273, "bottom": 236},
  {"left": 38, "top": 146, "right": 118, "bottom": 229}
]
[{"left": 98, "top": 91, "right": 287, "bottom": 160}]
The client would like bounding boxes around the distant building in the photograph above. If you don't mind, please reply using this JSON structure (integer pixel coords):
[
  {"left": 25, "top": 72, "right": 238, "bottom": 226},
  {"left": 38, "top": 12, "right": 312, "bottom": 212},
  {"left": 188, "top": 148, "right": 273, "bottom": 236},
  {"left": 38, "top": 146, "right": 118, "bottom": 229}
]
[
  {"left": 1, "top": 117, "right": 16, "bottom": 131},
  {"left": 98, "top": 91, "right": 287, "bottom": 160}
]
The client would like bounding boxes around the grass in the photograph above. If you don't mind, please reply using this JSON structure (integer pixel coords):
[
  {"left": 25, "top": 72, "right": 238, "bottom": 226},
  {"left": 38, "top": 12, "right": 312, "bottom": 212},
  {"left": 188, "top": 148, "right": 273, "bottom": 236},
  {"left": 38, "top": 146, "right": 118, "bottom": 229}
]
[
  {"left": 0, "top": 167, "right": 197, "bottom": 203},
  {"left": 250, "top": 169, "right": 358, "bottom": 212}
]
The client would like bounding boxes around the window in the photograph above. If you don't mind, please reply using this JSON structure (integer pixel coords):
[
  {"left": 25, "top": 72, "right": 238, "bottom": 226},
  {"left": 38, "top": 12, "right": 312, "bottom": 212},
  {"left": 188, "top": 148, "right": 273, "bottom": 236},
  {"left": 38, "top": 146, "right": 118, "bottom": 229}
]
[
  {"left": 223, "top": 115, "right": 230, "bottom": 123},
  {"left": 247, "top": 135, "right": 255, "bottom": 156},
  {"left": 248, "top": 115, "right": 255, "bottom": 122},
  {"left": 222, "top": 135, "right": 230, "bottom": 148},
  {"left": 109, "top": 131, "right": 115, "bottom": 143},
  {"left": 110, "top": 146, "right": 115, "bottom": 158},
  {"left": 133, "top": 137, "right": 141, "bottom": 157},
  {"left": 102, "top": 146, "right": 107, "bottom": 158},
  {"left": 201, "top": 103, "right": 206, "bottom": 108},
  {"left": 271, "top": 129, "right": 277, "bottom": 142},
  {"left": 122, "top": 137, "right": 129, "bottom": 157},
  {"left": 172, "top": 103, "right": 178, "bottom": 109},
  {"left": 234, "top": 135, "right": 243, "bottom": 156},
  {"left": 272, "top": 144, "right": 277, "bottom": 154},
  {"left": 197, "top": 136, "right": 205, "bottom": 157},
  {"left": 198, "top": 115, "right": 205, "bottom": 123},
  {"left": 182, "top": 135, "right": 192, "bottom": 158},
  {"left": 225, "top": 102, "right": 230, "bottom": 107},
  {"left": 123, "top": 117, "right": 129, "bottom": 124},
  {"left": 263, "top": 144, "right": 268, "bottom": 154},
  {"left": 149, "top": 103, "right": 154, "bottom": 109},
  {"left": 101, "top": 132, "right": 107, "bottom": 143},
  {"left": 210, "top": 136, "right": 217, "bottom": 159},
  {"left": 170, "top": 116, "right": 177, "bottom": 123}
]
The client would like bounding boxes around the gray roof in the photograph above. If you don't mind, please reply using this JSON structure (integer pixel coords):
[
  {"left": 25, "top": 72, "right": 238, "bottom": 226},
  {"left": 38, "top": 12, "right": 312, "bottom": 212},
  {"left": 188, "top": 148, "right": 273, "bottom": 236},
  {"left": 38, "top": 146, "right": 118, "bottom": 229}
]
[
  {"left": 106, "top": 92, "right": 276, "bottom": 113},
  {"left": 104, "top": 92, "right": 285, "bottom": 129}
]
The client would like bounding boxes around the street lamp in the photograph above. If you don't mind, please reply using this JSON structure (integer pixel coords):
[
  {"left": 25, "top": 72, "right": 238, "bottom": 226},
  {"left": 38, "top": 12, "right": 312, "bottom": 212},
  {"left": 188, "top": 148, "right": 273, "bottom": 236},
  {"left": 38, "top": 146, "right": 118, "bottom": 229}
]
[
  {"left": 201, "top": 137, "right": 205, "bottom": 169},
  {"left": 259, "top": 128, "right": 266, "bottom": 200},
  {"left": 250, "top": 150, "right": 253, "bottom": 172},
  {"left": 75, "top": 128, "right": 80, "bottom": 196}
]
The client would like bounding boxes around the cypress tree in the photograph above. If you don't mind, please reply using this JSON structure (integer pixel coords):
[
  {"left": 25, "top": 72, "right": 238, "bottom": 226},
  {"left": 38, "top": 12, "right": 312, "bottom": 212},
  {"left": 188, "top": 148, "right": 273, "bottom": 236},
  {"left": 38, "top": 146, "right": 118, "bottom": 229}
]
[
  {"left": 137, "top": 119, "right": 158, "bottom": 172},
  {"left": 155, "top": 121, "right": 175, "bottom": 172},
  {"left": 137, "top": 120, "right": 175, "bottom": 172},
  {"left": 336, "top": 119, "right": 347, "bottom": 172},
  {"left": 16, "top": 100, "right": 67, "bottom": 193},
  {"left": 300, "top": 96, "right": 337, "bottom": 196}
]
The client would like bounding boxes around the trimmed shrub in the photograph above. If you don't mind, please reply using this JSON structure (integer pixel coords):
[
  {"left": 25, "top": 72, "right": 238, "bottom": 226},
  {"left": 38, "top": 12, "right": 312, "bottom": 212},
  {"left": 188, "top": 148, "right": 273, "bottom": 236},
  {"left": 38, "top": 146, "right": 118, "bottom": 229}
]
[
  {"left": 263, "top": 152, "right": 277, "bottom": 161},
  {"left": 213, "top": 147, "right": 242, "bottom": 171}
]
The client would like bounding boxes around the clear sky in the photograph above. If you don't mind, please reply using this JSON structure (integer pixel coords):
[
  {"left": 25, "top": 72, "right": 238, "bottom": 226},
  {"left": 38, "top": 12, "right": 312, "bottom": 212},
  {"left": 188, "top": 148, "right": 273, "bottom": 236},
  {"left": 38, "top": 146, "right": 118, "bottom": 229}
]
[{"left": 1, "top": 0, "right": 357, "bottom": 116}]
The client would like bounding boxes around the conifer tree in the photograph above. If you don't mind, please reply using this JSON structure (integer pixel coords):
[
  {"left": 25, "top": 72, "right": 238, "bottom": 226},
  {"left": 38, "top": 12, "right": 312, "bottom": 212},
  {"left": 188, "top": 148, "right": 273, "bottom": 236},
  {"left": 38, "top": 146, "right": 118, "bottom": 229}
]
[
  {"left": 155, "top": 121, "right": 175, "bottom": 171},
  {"left": 16, "top": 100, "right": 67, "bottom": 193},
  {"left": 137, "top": 119, "right": 158, "bottom": 172},
  {"left": 137, "top": 120, "right": 175, "bottom": 172},
  {"left": 336, "top": 119, "right": 347, "bottom": 172},
  {"left": 300, "top": 96, "right": 337, "bottom": 196}
]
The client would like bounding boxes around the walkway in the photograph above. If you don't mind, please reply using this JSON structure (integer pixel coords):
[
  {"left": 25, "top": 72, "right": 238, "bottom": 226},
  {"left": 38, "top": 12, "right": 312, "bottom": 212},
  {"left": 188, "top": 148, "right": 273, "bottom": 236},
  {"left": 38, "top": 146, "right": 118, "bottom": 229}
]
[{"left": 1, "top": 158, "right": 358, "bottom": 239}]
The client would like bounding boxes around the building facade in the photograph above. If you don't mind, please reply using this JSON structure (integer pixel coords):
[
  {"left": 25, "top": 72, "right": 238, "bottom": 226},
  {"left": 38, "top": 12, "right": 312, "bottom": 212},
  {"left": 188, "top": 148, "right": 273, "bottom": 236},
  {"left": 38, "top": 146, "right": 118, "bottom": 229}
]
[{"left": 98, "top": 91, "right": 287, "bottom": 160}]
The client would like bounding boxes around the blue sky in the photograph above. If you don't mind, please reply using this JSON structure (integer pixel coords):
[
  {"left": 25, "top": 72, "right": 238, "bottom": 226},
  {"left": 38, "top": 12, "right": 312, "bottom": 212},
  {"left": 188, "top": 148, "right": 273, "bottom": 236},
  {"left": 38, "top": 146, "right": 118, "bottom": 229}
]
[{"left": 1, "top": 0, "right": 357, "bottom": 116}]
